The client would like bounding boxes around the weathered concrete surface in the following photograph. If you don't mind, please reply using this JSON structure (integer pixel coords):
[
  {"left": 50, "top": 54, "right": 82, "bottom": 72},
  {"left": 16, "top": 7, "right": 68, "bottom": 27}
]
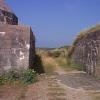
[
  {"left": 0, "top": 0, "right": 35, "bottom": 72},
  {"left": 71, "top": 27, "right": 100, "bottom": 77},
  {"left": 0, "top": 0, "right": 18, "bottom": 25},
  {"left": 0, "top": 9, "right": 18, "bottom": 25},
  {"left": 0, "top": 24, "right": 35, "bottom": 72}
]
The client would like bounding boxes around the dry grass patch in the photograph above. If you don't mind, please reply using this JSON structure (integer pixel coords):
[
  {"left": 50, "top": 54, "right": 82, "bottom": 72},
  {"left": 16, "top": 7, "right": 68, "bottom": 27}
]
[
  {"left": 41, "top": 56, "right": 57, "bottom": 74},
  {"left": 55, "top": 57, "right": 80, "bottom": 71},
  {"left": 89, "top": 92, "right": 100, "bottom": 100}
]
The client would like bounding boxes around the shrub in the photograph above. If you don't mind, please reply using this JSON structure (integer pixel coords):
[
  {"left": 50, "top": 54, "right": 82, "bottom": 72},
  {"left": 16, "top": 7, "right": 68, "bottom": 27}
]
[
  {"left": 0, "top": 69, "right": 37, "bottom": 85},
  {"left": 70, "top": 61, "right": 83, "bottom": 71},
  {"left": 21, "top": 69, "right": 37, "bottom": 84},
  {"left": 0, "top": 74, "right": 5, "bottom": 85},
  {"left": 6, "top": 70, "right": 20, "bottom": 81}
]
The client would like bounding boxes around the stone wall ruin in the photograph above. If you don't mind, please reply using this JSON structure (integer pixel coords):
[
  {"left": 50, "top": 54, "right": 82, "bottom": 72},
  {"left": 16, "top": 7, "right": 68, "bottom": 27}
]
[
  {"left": 71, "top": 25, "right": 100, "bottom": 77},
  {"left": 0, "top": 0, "right": 35, "bottom": 72}
]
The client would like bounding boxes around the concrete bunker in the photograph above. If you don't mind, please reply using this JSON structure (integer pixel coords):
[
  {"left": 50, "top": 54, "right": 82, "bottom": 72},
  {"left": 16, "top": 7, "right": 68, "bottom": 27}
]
[
  {"left": 70, "top": 25, "right": 100, "bottom": 77},
  {"left": 0, "top": 0, "right": 35, "bottom": 72}
]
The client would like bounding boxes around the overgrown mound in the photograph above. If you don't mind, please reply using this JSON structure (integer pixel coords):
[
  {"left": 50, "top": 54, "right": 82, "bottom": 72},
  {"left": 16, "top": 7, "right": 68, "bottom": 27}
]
[{"left": 67, "top": 24, "right": 100, "bottom": 58}]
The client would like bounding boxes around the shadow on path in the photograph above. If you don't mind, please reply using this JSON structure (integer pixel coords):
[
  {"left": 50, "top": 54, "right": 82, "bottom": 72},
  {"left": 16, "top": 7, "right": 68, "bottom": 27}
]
[{"left": 34, "top": 54, "right": 45, "bottom": 74}]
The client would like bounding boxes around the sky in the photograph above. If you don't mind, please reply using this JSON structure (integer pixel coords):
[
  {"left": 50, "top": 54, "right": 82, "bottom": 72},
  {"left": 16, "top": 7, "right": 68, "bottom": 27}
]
[{"left": 6, "top": 0, "right": 100, "bottom": 48}]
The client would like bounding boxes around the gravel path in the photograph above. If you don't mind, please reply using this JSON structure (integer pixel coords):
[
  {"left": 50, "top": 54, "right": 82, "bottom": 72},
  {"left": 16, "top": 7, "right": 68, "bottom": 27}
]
[
  {"left": 1, "top": 66, "right": 100, "bottom": 100},
  {"left": 24, "top": 65, "right": 100, "bottom": 100},
  {"left": 55, "top": 69, "right": 100, "bottom": 100}
]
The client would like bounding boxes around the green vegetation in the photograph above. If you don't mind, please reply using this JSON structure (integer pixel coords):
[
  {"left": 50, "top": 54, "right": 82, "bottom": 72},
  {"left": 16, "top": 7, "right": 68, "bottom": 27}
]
[
  {"left": 55, "top": 56, "right": 82, "bottom": 71},
  {"left": 36, "top": 45, "right": 82, "bottom": 73},
  {"left": 67, "top": 24, "right": 100, "bottom": 72},
  {"left": 69, "top": 60, "right": 83, "bottom": 71},
  {"left": 21, "top": 69, "right": 38, "bottom": 84},
  {"left": 0, "top": 69, "right": 38, "bottom": 85}
]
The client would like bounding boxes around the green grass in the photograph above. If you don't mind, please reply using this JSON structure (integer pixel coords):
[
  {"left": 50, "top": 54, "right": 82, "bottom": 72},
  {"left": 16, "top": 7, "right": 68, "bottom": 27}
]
[
  {"left": 55, "top": 56, "right": 82, "bottom": 71},
  {"left": 0, "top": 69, "right": 38, "bottom": 85},
  {"left": 70, "top": 61, "right": 83, "bottom": 71}
]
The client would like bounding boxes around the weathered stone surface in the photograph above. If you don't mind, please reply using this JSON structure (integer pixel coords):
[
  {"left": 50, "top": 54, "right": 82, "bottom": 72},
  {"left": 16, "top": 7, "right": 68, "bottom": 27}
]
[
  {"left": 0, "top": 0, "right": 18, "bottom": 25},
  {"left": 0, "top": 24, "right": 35, "bottom": 72},
  {"left": 71, "top": 27, "right": 100, "bottom": 77},
  {"left": 0, "top": 0, "right": 35, "bottom": 72},
  {"left": 0, "top": 9, "right": 18, "bottom": 25}
]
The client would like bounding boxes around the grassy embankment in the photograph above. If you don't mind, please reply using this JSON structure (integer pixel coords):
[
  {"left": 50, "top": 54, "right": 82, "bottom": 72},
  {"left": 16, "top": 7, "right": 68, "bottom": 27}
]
[
  {"left": 37, "top": 46, "right": 83, "bottom": 74},
  {"left": 36, "top": 49, "right": 56, "bottom": 74},
  {"left": 55, "top": 56, "right": 82, "bottom": 71}
]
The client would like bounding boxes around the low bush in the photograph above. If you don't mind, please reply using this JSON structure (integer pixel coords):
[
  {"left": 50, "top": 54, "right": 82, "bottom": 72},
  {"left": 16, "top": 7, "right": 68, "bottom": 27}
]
[
  {"left": 70, "top": 61, "right": 83, "bottom": 71},
  {"left": 0, "top": 69, "right": 37, "bottom": 85},
  {"left": 21, "top": 69, "right": 37, "bottom": 84},
  {"left": 6, "top": 70, "right": 20, "bottom": 81},
  {"left": 0, "top": 74, "right": 6, "bottom": 85}
]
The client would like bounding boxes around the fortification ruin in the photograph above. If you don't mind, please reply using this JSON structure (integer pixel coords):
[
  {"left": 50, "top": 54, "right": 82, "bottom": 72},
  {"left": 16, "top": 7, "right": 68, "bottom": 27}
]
[
  {"left": 0, "top": 0, "right": 35, "bottom": 72},
  {"left": 71, "top": 25, "right": 100, "bottom": 77}
]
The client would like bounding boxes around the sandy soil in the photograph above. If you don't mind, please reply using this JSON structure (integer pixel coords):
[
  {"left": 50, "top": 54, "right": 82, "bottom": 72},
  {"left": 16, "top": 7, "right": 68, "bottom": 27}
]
[
  {"left": 1, "top": 56, "right": 100, "bottom": 100},
  {"left": 55, "top": 67, "right": 100, "bottom": 100},
  {"left": 28, "top": 70, "right": 100, "bottom": 100}
]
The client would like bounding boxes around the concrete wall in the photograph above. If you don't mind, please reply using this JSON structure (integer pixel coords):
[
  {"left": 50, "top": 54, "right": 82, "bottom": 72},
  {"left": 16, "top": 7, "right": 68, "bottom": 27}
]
[
  {"left": 72, "top": 30, "right": 100, "bottom": 77},
  {"left": 0, "top": 1, "right": 36, "bottom": 73},
  {"left": 0, "top": 24, "right": 35, "bottom": 72}
]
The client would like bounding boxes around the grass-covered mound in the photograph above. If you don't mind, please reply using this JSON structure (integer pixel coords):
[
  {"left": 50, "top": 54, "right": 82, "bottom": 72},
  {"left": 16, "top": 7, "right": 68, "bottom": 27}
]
[{"left": 67, "top": 24, "right": 100, "bottom": 58}]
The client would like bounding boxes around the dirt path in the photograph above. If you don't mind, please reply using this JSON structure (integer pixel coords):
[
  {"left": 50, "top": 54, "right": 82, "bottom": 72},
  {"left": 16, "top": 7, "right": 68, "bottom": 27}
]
[
  {"left": 24, "top": 56, "right": 100, "bottom": 100},
  {"left": 1, "top": 56, "right": 100, "bottom": 100},
  {"left": 23, "top": 61, "right": 100, "bottom": 100},
  {"left": 1, "top": 69, "right": 100, "bottom": 100},
  {"left": 55, "top": 67, "right": 100, "bottom": 100},
  {"left": 23, "top": 74, "right": 68, "bottom": 100}
]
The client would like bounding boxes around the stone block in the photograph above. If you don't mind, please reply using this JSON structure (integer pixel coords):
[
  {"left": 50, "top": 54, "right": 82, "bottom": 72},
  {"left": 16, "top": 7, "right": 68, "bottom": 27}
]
[{"left": 0, "top": 24, "right": 35, "bottom": 72}]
